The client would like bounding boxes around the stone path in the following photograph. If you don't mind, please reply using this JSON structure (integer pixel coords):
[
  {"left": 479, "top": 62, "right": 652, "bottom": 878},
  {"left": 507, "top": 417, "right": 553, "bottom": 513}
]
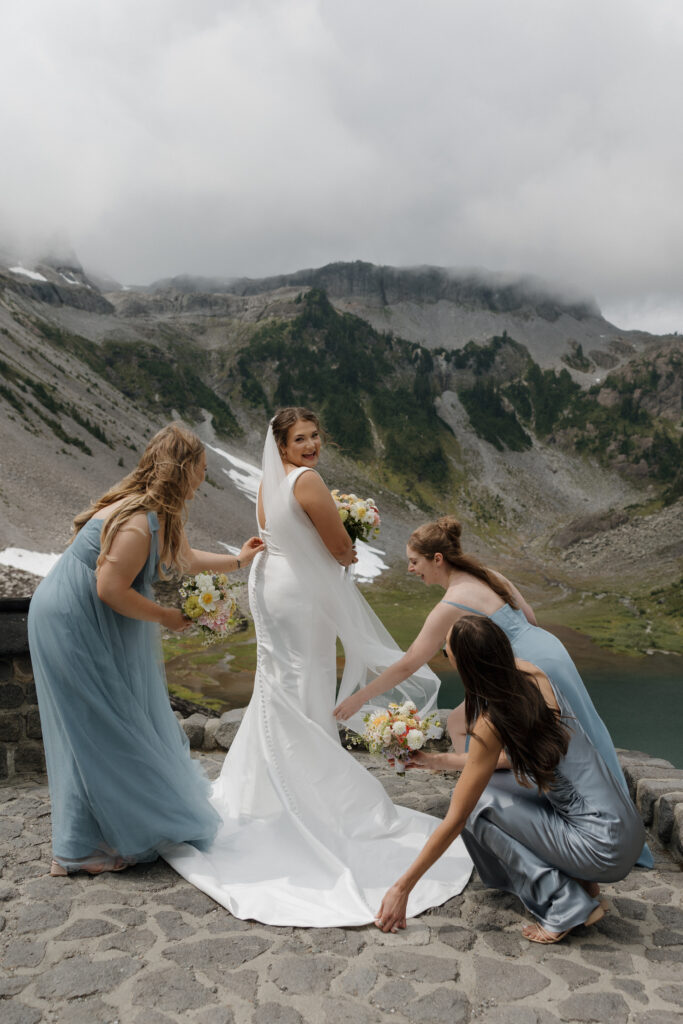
[{"left": 1, "top": 751, "right": 682, "bottom": 1024}]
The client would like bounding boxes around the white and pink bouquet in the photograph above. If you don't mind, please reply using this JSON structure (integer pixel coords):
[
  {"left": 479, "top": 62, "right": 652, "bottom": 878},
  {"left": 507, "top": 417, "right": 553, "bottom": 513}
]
[
  {"left": 179, "top": 572, "right": 239, "bottom": 645},
  {"left": 361, "top": 701, "right": 443, "bottom": 774},
  {"left": 331, "top": 489, "right": 381, "bottom": 544}
]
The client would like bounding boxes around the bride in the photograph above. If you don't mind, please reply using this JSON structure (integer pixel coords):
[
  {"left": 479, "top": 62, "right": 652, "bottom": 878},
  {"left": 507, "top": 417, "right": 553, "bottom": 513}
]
[{"left": 163, "top": 407, "right": 472, "bottom": 926}]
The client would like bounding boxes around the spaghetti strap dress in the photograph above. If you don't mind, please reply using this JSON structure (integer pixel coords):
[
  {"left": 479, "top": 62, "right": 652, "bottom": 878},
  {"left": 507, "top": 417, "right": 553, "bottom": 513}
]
[
  {"left": 442, "top": 599, "right": 652, "bottom": 868},
  {"left": 28, "top": 512, "right": 220, "bottom": 871},
  {"left": 462, "top": 680, "right": 645, "bottom": 932}
]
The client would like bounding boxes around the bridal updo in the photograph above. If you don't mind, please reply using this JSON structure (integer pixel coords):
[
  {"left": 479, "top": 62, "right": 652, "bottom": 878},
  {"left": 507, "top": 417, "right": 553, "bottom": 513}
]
[
  {"left": 409, "top": 516, "right": 518, "bottom": 608},
  {"left": 271, "top": 407, "right": 321, "bottom": 453}
]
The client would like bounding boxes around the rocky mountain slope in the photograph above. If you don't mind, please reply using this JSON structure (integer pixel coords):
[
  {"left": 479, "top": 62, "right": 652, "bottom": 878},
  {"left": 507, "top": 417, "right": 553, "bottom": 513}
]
[{"left": 0, "top": 258, "right": 680, "bottom": 624}]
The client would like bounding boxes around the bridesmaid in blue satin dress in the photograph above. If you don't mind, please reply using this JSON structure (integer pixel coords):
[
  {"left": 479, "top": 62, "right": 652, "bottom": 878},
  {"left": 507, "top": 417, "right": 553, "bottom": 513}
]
[
  {"left": 28, "top": 423, "right": 263, "bottom": 876},
  {"left": 333, "top": 514, "right": 652, "bottom": 868},
  {"left": 373, "top": 616, "right": 645, "bottom": 942}
]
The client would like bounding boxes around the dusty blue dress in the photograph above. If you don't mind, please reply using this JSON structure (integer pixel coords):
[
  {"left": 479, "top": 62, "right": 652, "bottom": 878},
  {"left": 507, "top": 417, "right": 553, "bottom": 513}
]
[
  {"left": 462, "top": 680, "right": 645, "bottom": 932},
  {"left": 28, "top": 512, "right": 219, "bottom": 871},
  {"left": 442, "top": 600, "right": 653, "bottom": 868}
]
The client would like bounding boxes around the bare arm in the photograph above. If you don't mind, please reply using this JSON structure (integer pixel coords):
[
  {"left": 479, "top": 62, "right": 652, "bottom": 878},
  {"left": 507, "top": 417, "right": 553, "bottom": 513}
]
[
  {"left": 333, "top": 601, "right": 458, "bottom": 720},
  {"left": 292, "top": 471, "right": 355, "bottom": 566},
  {"left": 96, "top": 515, "right": 186, "bottom": 630},
  {"left": 375, "top": 717, "right": 503, "bottom": 931},
  {"left": 182, "top": 535, "right": 264, "bottom": 574}
]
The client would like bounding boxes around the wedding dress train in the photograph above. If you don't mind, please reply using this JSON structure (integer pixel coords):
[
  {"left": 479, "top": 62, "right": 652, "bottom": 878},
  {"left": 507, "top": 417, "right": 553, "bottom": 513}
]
[{"left": 162, "top": 441, "right": 472, "bottom": 926}]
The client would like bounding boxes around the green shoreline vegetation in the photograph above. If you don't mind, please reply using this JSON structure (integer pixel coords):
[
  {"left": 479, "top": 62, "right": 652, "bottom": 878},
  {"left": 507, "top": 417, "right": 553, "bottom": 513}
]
[{"left": 162, "top": 576, "right": 681, "bottom": 713}]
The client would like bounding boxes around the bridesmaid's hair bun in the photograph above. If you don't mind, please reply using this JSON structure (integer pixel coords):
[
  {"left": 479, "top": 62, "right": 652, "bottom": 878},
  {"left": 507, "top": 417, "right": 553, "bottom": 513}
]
[{"left": 436, "top": 515, "right": 462, "bottom": 541}]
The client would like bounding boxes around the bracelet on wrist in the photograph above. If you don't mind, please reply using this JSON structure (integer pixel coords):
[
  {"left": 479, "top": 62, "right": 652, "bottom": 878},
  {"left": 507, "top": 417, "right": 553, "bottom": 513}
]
[{"left": 236, "top": 558, "right": 241, "bottom": 570}]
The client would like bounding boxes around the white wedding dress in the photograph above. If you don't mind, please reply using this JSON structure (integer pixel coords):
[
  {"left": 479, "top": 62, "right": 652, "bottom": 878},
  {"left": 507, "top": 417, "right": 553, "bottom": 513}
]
[{"left": 162, "top": 432, "right": 472, "bottom": 926}]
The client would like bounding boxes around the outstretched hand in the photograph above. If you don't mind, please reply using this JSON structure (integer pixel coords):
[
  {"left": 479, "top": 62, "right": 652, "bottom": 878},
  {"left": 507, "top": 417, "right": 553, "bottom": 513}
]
[
  {"left": 238, "top": 536, "right": 265, "bottom": 566},
  {"left": 375, "top": 883, "right": 409, "bottom": 933},
  {"left": 332, "top": 690, "right": 367, "bottom": 721}
]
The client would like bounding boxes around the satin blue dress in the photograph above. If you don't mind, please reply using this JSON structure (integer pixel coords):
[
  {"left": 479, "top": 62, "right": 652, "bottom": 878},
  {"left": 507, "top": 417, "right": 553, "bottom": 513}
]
[
  {"left": 442, "top": 600, "right": 653, "bottom": 868},
  {"left": 462, "top": 680, "right": 645, "bottom": 932},
  {"left": 28, "top": 512, "right": 219, "bottom": 871}
]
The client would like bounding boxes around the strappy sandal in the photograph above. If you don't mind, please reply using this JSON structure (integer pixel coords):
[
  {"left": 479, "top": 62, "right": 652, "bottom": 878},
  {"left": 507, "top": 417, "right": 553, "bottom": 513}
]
[
  {"left": 83, "top": 859, "right": 128, "bottom": 875},
  {"left": 523, "top": 902, "right": 605, "bottom": 944}
]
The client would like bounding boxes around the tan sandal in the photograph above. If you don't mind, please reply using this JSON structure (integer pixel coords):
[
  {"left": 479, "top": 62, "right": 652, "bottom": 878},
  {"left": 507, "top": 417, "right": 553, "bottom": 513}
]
[
  {"left": 50, "top": 860, "right": 68, "bottom": 877},
  {"left": 523, "top": 902, "right": 605, "bottom": 944}
]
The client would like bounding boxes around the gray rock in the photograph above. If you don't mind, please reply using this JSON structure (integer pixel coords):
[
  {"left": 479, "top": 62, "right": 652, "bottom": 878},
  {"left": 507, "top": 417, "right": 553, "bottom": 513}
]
[
  {"left": 652, "top": 928, "right": 683, "bottom": 946},
  {"left": 405, "top": 987, "right": 471, "bottom": 1024},
  {"left": 481, "top": 929, "right": 523, "bottom": 956},
  {"left": 623, "top": 764, "right": 683, "bottom": 799},
  {"left": 195, "top": 1009, "right": 235, "bottom": 1024},
  {"left": 51, "top": 995, "right": 118, "bottom": 1023},
  {"left": 336, "top": 962, "right": 378, "bottom": 997},
  {"left": 214, "top": 708, "right": 246, "bottom": 750},
  {"left": 252, "top": 1006, "right": 304, "bottom": 1024},
  {"left": 372, "top": 977, "right": 416, "bottom": 1011},
  {"left": 155, "top": 908, "right": 197, "bottom": 939},
  {"left": 181, "top": 712, "right": 208, "bottom": 749},
  {"left": 374, "top": 949, "right": 459, "bottom": 983},
  {"left": 269, "top": 953, "right": 345, "bottom": 994},
  {"left": 224, "top": 968, "right": 258, "bottom": 1003},
  {"left": 612, "top": 977, "right": 648, "bottom": 1004},
  {"left": 655, "top": 984, "right": 683, "bottom": 1006},
  {"left": 579, "top": 946, "right": 634, "bottom": 974},
  {"left": 631, "top": 1013, "right": 683, "bottom": 1024},
  {"left": 654, "top": 791, "right": 683, "bottom": 843},
  {"left": 104, "top": 906, "right": 147, "bottom": 926},
  {"left": 56, "top": 917, "right": 117, "bottom": 939},
  {"left": 160, "top": 887, "right": 217, "bottom": 916},
  {"left": 132, "top": 966, "right": 217, "bottom": 1013},
  {"left": 0, "top": 976, "right": 29, "bottom": 996},
  {"left": 133, "top": 1012, "right": 177, "bottom": 1024},
  {"left": 14, "top": 899, "right": 70, "bottom": 933},
  {"left": 558, "top": 991, "right": 630, "bottom": 1023},
  {"left": 203, "top": 716, "right": 221, "bottom": 750},
  {"left": 592, "top": 914, "right": 644, "bottom": 944},
  {"left": 546, "top": 957, "right": 600, "bottom": 989},
  {"left": 163, "top": 935, "right": 271, "bottom": 973},
  {"left": 34, "top": 954, "right": 142, "bottom": 998},
  {"left": 653, "top": 904, "right": 683, "bottom": 929},
  {"left": 636, "top": 779, "right": 683, "bottom": 825},
  {"left": 437, "top": 924, "right": 476, "bottom": 951},
  {"left": 482, "top": 1010, "right": 560, "bottom": 1024},
  {"left": 296, "top": 927, "right": 366, "bottom": 956},
  {"left": 3, "top": 938, "right": 47, "bottom": 967},
  {"left": 321, "top": 999, "right": 384, "bottom": 1024},
  {"left": 1, "top": 1003, "right": 42, "bottom": 1024},
  {"left": 612, "top": 896, "right": 649, "bottom": 920},
  {"left": 98, "top": 926, "right": 157, "bottom": 954},
  {"left": 474, "top": 955, "right": 550, "bottom": 1000}
]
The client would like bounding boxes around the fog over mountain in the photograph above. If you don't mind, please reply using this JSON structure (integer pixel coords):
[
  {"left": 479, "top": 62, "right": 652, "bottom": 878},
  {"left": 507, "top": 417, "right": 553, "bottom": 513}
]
[{"left": 1, "top": 1, "right": 683, "bottom": 333}]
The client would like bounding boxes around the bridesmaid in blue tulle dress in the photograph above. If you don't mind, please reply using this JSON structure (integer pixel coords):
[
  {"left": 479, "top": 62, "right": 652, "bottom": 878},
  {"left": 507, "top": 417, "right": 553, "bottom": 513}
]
[
  {"left": 28, "top": 423, "right": 263, "bottom": 876},
  {"left": 373, "top": 616, "right": 645, "bottom": 942},
  {"left": 334, "top": 515, "right": 652, "bottom": 869}
]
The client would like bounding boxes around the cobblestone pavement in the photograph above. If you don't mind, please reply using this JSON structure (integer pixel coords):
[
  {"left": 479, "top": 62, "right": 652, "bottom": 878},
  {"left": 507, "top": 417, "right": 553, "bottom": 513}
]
[{"left": 1, "top": 751, "right": 682, "bottom": 1024}]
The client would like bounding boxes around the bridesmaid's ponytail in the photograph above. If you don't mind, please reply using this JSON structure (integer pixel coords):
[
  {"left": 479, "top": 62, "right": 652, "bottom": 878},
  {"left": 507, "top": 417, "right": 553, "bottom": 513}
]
[{"left": 409, "top": 516, "right": 518, "bottom": 608}]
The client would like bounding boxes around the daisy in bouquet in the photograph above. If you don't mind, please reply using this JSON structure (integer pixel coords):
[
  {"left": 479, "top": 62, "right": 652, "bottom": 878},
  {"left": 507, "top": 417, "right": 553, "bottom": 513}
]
[
  {"left": 331, "top": 489, "right": 380, "bottom": 543},
  {"left": 361, "top": 700, "right": 443, "bottom": 774},
  {"left": 178, "top": 572, "right": 239, "bottom": 645}
]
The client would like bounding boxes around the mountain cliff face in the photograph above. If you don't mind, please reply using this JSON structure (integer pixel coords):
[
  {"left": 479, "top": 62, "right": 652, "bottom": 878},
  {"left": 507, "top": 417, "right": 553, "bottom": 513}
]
[{"left": 0, "top": 257, "right": 680, "bottom": 606}]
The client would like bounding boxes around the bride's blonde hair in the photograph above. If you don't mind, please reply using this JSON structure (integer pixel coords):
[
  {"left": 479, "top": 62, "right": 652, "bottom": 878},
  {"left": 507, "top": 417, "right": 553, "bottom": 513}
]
[{"left": 72, "top": 422, "right": 204, "bottom": 578}]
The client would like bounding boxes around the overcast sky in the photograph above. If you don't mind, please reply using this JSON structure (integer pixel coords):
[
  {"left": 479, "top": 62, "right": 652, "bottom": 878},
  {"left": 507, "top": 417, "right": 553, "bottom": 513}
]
[{"left": 1, "top": 0, "right": 682, "bottom": 332}]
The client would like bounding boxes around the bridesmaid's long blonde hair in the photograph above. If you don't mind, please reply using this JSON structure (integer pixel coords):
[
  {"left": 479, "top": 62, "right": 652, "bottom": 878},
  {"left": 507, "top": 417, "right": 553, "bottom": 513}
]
[{"left": 72, "top": 423, "right": 204, "bottom": 578}]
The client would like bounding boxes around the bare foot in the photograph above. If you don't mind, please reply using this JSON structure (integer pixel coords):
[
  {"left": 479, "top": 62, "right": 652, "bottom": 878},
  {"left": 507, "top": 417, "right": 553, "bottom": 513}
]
[
  {"left": 576, "top": 879, "right": 601, "bottom": 898},
  {"left": 522, "top": 903, "right": 605, "bottom": 944},
  {"left": 84, "top": 859, "right": 128, "bottom": 875}
]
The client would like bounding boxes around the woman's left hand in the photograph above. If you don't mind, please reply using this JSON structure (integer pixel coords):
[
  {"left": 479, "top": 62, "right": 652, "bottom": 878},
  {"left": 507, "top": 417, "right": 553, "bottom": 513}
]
[
  {"left": 238, "top": 537, "right": 265, "bottom": 566},
  {"left": 333, "top": 690, "right": 366, "bottom": 721},
  {"left": 375, "top": 883, "right": 409, "bottom": 932}
]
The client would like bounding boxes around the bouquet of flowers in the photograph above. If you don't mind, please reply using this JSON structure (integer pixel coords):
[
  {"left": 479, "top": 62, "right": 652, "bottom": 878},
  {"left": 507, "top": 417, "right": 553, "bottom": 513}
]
[
  {"left": 178, "top": 572, "right": 239, "bottom": 645},
  {"left": 331, "top": 489, "right": 380, "bottom": 543},
  {"left": 361, "top": 700, "right": 443, "bottom": 774}
]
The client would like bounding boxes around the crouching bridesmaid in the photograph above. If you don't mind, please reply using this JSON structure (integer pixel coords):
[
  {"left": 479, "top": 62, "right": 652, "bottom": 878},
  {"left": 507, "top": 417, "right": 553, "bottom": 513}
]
[{"left": 374, "top": 616, "right": 645, "bottom": 943}]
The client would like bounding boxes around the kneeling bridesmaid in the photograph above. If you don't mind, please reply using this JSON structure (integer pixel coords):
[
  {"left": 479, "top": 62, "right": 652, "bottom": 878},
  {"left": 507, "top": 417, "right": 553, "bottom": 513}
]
[{"left": 375, "top": 616, "right": 645, "bottom": 943}]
